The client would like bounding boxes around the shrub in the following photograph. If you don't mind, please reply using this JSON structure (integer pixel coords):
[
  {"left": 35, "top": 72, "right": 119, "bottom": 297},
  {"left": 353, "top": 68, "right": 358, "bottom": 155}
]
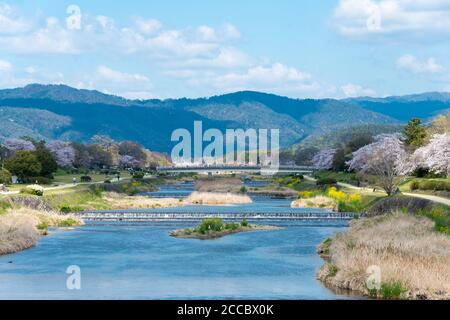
[
  {"left": 418, "top": 180, "right": 450, "bottom": 192},
  {"left": 299, "top": 191, "right": 314, "bottom": 198},
  {"left": 20, "top": 185, "right": 44, "bottom": 196},
  {"left": 59, "top": 206, "right": 72, "bottom": 213},
  {"left": 196, "top": 218, "right": 224, "bottom": 234},
  {"left": 132, "top": 181, "right": 142, "bottom": 187},
  {"left": 241, "top": 219, "right": 249, "bottom": 227},
  {"left": 59, "top": 206, "right": 84, "bottom": 213},
  {"left": 36, "top": 221, "right": 49, "bottom": 230},
  {"left": 80, "top": 176, "right": 92, "bottom": 182},
  {"left": 0, "top": 169, "right": 12, "bottom": 184},
  {"left": 409, "top": 180, "right": 420, "bottom": 191},
  {"left": 104, "top": 179, "right": 112, "bottom": 184},
  {"left": 58, "top": 218, "right": 79, "bottom": 227},
  {"left": 328, "top": 264, "right": 339, "bottom": 277},
  {"left": 327, "top": 187, "right": 346, "bottom": 201},
  {"left": 132, "top": 171, "right": 145, "bottom": 180},
  {"left": 225, "top": 222, "right": 239, "bottom": 230},
  {"left": 380, "top": 281, "right": 407, "bottom": 299},
  {"left": 349, "top": 194, "right": 362, "bottom": 202},
  {"left": 239, "top": 186, "right": 247, "bottom": 193},
  {"left": 316, "top": 177, "right": 337, "bottom": 186}
]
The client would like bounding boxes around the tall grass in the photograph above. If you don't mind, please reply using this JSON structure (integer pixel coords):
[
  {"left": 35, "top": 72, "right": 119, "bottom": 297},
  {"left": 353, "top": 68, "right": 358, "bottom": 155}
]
[
  {"left": 0, "top": 211, "right": 39, "bottom": 255},
  {"left": 317, "top": 213, "right": 450, "bottom": 299},
  {"left": 102, "top": 192, "right": 184, "bottom": 209},
  {"left": 0, "top": 207, "right": 83, "bottom": 255},
  {"left": 186, "top": 192, "right": 252, "bottom": 205}
]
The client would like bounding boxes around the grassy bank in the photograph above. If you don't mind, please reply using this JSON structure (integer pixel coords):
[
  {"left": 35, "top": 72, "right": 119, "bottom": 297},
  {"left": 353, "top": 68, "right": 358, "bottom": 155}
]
[
  {"left": 291, "top": 186, "right": 379, "bottom": 212},
  {"left": 317, "top": 212, "right": 450, "bottom": 299}
]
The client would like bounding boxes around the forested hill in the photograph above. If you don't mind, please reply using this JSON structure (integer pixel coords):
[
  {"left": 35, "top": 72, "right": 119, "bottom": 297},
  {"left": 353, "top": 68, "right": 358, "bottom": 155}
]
[{"left": 0, "top": 84, "right": 448, "bottom": 152}]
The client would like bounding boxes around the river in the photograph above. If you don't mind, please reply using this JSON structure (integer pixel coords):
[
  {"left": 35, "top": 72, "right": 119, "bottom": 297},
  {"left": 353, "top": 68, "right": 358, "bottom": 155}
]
[{"left": 0, "top": 182, "right": 352, "bottom": 299}]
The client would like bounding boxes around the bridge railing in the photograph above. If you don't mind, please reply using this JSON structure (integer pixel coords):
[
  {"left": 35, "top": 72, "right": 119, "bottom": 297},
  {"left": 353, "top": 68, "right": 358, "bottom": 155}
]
[
  {"left": 156, "top": 165, "right": 315, "bottom": 171},
  {"left": 75, "top": 211, "right": 360, "bottom": 221}
]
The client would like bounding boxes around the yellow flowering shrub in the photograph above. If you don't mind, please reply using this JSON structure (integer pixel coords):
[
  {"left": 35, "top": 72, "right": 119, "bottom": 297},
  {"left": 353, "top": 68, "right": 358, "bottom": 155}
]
[
  {"left": 327, "top": 187, "right": 347, "bottom": 201},
  {"left": 349, "top": 194, "right": 362, "bottom": 202},
  {"left": 299, "top": 191, "right": 314, "bottom": 198}
]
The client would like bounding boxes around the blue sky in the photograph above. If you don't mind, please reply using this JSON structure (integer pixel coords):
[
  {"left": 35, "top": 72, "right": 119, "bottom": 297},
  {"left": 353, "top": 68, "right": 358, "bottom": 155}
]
[{"left": 1, "top": 0, "right": 450, "bottom": 99}]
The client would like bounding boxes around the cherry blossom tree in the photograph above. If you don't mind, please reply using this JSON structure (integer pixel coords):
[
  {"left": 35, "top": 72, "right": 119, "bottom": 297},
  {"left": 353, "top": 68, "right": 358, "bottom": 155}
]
[
  {"left": 4, "top": 138, "right": 35, "bottom": 151},
  {"left": 347, "top": 134, "right": 407, "bottom": 196},
  {"left": 46, "top": 141, "right": 76, "bottom": 168},
  {"left": 408, "top": 133, "right": 450, "bottom": 177},
  {"left": 118, "top": 155, "right": 140, "bottom": 169},
  {"left": 311, "top": 149, "right": 336, "bottom": 170}
]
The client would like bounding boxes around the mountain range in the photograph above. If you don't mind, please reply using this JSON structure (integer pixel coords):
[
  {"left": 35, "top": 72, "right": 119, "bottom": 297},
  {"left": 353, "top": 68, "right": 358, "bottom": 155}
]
[{"left": 0, "top": 84, "right": 448, "bottom": 153}]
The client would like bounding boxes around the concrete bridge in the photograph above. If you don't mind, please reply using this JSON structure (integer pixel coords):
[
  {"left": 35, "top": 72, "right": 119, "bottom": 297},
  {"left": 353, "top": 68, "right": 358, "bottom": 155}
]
[
  {"left": 156, "top": 165, "right": 314, "bottom": 174},
  {"left": 75, "top": 210, "right": 358, "bottom": 221}
]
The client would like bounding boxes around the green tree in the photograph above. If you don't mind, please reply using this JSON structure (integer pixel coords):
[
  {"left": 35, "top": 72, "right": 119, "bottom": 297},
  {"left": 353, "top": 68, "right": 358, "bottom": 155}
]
[
  {"left": 87, "top": 145, "right": 113, "bottom": 168},
  {"left": 332, "top": 148, "right": 347, "bottom": 171},
  {"left": 4, "top": 151, "right": 42, "bottom": 180},
  {"left": 404, "top": 118, "right": 427, "bottom": 148},
  {"left": 0, "top": 144, "right": 9, "bottom": 168},
  {"left": 0, "top": 168, "right": 12, "bottom": 184},
  {"left": 34, "top": 141, "right": 57, "bottom": 177}
]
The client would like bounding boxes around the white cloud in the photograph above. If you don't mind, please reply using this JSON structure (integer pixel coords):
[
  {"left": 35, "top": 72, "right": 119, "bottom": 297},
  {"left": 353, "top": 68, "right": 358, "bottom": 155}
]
[
  {"left": 397, "top": 54, "right": 444, "bottom": 73},
  {"left": 96, "top": 66, "right": 150, "bottom": 83},
  {"left": 341, "top": 83, "right": 376, "bottom": 97},
  {"left": 134, "top": 18, "right": 162, "bottom": 34},
  {"left": 0, "top": 4, "right": 334, "bottom": 99},
  {"left": 197, "top": 25, "right": 217, "bottom": 41},
  {"left": 181, "top": 62, "right": 326, "bottom": 98},
  {"left": 0, "top": 3, "right": 30, "bottom": 34},
  {"left": 0, "top": 59, "right": 12, "bottom": 71},
  {"left": 333, "top": 0, "right": 450, "bottom": 40},
  {"left": 0, "top": 4, "right": 241, "bottom": 60},
  {"left": 222, "top": 23, "right": 241, "bottom": 39},
  {"left": 0, "top": 17, "right": 79, "bottom": 54},
  {"left": 218, "top": 63, "right": 312, "bottom": 85}
]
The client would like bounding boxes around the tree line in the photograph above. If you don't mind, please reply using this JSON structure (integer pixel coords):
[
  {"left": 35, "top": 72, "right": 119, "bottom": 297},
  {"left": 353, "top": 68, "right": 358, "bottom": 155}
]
[{"left": 0, "top": 135, "right": 169, "bottom": 184}]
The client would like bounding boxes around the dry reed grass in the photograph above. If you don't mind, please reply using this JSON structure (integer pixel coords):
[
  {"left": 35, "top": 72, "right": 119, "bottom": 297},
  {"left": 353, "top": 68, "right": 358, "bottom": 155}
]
[
  {"left": 186, "top": 192, "right": 252, "bottom": 205},
  {"left": 291, "top": 196, "right": 337, "bottom": 210},
  {"left": 318, "top": 213, "right": 450, "bottom": 299},
  {"left": 0, "top": 207, "right": 83, "bottom": 255},
  {"left": 102, "top": 192, "right": 184, "bottom": 209}
]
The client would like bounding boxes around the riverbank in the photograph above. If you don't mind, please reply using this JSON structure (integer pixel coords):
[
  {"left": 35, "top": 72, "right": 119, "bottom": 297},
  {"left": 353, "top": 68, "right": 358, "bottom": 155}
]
[
  {"left": 0, "top": 206, "right": 83, "bottom": 255},
  {"left": 317, "top": 213, "right": 450, "bottom": 299}
]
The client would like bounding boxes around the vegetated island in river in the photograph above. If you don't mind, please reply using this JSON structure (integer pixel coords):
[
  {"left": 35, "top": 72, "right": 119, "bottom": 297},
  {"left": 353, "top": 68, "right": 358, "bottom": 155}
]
[{"left": 170, "top": 218, "right": 282, "bottom": 240}]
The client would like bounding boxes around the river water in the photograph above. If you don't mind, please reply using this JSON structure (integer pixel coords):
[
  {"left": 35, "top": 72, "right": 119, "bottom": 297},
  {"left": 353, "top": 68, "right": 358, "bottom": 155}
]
[{"left": 0, "top": 183, "right": 352, "bottom": 299}]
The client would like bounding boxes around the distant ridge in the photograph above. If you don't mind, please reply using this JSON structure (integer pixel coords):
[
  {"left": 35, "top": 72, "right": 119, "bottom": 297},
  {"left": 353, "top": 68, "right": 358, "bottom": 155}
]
[{"left": 0, "top": 84, "right": 448, "bottom": 152}]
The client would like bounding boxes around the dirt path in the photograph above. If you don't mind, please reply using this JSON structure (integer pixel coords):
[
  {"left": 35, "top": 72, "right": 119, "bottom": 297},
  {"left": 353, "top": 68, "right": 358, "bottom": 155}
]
[{"left": 403, "top": 192, "right": 450, "bottom": 206}]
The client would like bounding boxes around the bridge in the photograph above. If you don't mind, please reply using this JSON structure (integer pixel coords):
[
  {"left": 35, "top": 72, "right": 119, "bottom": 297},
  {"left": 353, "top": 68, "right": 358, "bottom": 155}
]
[
  {"left": 75, "top": 210, "right": 358, "bottom": 221},
  {"left": 156, "top": 165, "right": 314, "bottom": 174}
]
